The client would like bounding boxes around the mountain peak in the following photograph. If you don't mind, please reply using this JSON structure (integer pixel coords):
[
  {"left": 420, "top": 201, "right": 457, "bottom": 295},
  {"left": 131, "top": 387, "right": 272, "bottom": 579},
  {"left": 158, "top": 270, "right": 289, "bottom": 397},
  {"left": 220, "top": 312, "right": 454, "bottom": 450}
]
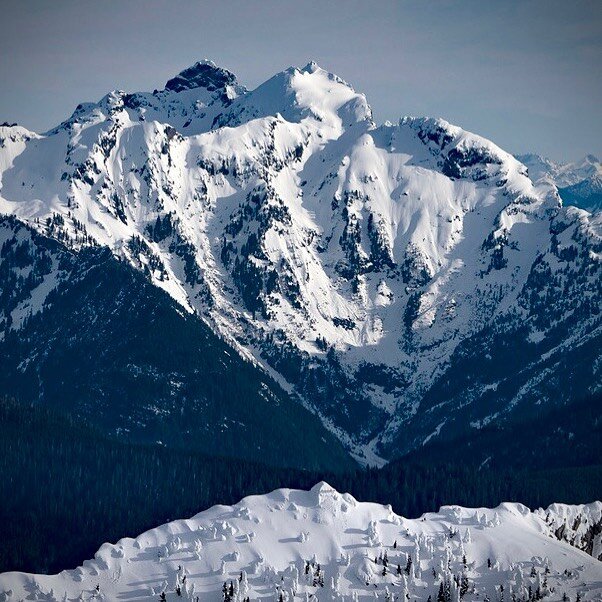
[
  {"left": 164, "top": 59, "right": 239, "bottom": 93},
  {"left": 301, "top": 60, "right": 321, "bottom": 74},
  {"left": 211, "top": 60, "right": 372, "bottom": 130}
]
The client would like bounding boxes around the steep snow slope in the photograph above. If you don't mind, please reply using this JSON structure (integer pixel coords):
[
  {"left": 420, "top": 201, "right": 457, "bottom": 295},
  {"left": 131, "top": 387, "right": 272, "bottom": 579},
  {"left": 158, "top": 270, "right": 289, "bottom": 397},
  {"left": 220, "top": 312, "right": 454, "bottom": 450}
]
[
  {"left": 0, "top": 483, "right": 600, "bottom": 601},
  {"left": 516, "top": 153, "right": 602, "bottom": 212},
  {"left": 0, "top": 61, "right": 600, "bottom": 464}
]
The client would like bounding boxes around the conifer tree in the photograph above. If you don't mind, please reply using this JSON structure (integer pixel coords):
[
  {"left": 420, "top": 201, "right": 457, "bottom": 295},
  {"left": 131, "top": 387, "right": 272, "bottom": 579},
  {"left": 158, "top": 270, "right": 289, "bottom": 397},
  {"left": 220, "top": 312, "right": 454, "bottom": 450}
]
[{"left": 460, "top": 573, "right": 469, "bottom": 599}]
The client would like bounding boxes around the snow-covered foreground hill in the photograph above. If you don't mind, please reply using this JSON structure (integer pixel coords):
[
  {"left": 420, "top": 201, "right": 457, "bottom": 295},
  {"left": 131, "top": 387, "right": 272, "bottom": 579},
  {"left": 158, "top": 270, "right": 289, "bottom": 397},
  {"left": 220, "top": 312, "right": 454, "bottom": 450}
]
[{"left": 1, "top": 484, "right": 600, "bottom": 601}]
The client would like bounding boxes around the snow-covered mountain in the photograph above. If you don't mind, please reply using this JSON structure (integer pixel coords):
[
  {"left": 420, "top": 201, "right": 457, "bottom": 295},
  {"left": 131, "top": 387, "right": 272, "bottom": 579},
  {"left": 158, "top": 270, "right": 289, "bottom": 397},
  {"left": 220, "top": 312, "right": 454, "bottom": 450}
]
[
  {"left": 516, "top": 153, "right": 602, "bottom": 212},
  {"left": 0, "top": 483, "right": 600, "bottom": 600},
  {"left": 1, "top": 61, "right": 600, "bottom": 464},
  {"left": 516, "top": 154, "right": 601, "bottom": 189},
  {"left": 0, "top": 215, "right": 353, "bottom": 470}
]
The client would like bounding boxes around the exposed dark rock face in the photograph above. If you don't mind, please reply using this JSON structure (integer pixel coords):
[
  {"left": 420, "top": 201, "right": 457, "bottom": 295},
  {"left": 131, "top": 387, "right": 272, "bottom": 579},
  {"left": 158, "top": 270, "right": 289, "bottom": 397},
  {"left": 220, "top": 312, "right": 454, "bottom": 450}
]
[{"left": 165, "top": 61, "right": 237, "bottom": 93}]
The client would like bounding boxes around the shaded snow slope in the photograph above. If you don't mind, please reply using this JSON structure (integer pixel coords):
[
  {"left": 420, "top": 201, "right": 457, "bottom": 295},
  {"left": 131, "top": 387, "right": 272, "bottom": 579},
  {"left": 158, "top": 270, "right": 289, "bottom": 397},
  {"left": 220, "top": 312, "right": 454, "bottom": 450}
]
[
  {"left": 0, "top": 484, "right": 600, "bottom": 601},
  {"left": 1, "top": 62, "right": 600, "bottom": 464}
]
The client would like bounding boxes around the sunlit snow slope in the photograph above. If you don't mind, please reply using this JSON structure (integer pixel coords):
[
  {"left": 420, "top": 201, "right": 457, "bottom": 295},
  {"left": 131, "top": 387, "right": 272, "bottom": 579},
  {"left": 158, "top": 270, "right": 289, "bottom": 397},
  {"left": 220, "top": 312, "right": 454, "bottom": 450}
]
[
  {"left": 0, "top": 60, "right": 600, "bottom": 464},
  {"left": 0, "top": 483, "right": 600, "bottom": 601}
]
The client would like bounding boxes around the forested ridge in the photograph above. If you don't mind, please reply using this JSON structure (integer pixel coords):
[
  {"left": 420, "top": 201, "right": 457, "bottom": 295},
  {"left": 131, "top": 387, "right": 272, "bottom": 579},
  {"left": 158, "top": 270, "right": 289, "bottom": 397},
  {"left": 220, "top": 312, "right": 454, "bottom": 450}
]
[{"left": 0, "top": 217, "right": 353, "bottom": 472}]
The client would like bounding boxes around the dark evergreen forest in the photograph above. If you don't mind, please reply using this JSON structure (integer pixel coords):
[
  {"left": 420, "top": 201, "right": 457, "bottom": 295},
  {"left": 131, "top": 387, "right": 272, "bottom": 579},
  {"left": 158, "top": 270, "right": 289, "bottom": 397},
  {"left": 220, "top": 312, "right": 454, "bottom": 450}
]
[
  {"left": 0, "top": 219, "right": 353, "bottom": 473},
  {"left": 1, "top": 397, "right": 600, "bottom": 575}
]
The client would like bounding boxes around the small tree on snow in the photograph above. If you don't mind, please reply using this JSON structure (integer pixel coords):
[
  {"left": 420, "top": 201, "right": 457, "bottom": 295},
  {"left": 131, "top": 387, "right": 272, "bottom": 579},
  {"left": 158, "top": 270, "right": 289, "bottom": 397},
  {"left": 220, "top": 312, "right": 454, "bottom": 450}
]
[{"left": 460, "top": 574, "right": 469, "bottom": 599}]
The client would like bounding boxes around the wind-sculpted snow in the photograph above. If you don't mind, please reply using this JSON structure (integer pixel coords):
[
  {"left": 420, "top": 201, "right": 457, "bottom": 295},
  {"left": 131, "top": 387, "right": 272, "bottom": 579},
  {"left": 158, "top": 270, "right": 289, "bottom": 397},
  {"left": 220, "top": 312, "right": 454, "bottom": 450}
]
[
  {"left": 0, "top": 61, "right": 600, "bottom": 464},
  {"left": 535, "top": 503, "right": 602, "bottom": 561},
  {"left": 0, "top": 484, "right": 600, "bottom": 601}
]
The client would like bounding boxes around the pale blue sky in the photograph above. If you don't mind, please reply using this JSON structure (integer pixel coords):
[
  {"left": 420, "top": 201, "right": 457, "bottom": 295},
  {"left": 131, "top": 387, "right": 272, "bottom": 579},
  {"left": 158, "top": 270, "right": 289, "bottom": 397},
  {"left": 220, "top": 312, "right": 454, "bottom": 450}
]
[{"left": 1, "top": 0, "right": 600, "bottom": 161}]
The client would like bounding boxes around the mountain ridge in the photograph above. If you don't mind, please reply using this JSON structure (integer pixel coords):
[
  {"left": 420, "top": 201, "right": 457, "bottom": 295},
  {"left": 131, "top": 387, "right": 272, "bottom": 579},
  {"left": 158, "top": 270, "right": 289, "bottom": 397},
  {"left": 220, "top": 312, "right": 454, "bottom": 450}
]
[
  {"left": 516, "top": 152, "right": 602, "bottom": 212},
  {"left": 0, "top": 60, "right": 600, "bottom": 464},
  {"left": 0, "top": 215, "right": 353, "bottom": 471}
]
